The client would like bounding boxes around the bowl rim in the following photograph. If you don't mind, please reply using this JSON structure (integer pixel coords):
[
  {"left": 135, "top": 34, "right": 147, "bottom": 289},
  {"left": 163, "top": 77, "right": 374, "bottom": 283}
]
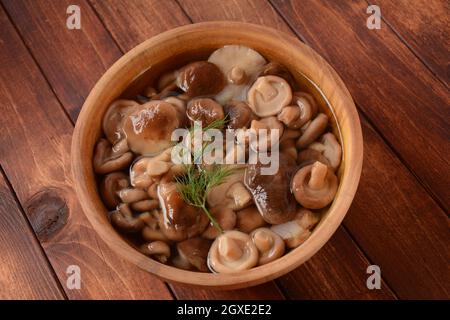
[{"left": 71, "top": 21, "right": 363, "bottom": 290}]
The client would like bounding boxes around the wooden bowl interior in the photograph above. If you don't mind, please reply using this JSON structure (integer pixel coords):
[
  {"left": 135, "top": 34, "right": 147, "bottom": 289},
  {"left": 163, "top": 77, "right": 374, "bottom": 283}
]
[{"left": 72, "top": 22, "right": 362, "bottom": 289}]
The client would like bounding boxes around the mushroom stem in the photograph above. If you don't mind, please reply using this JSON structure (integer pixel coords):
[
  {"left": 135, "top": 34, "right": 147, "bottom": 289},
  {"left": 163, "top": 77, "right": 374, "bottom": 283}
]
[
  {"left": 308, "top": 162, "right": 328, "bottom": 190},
  {"left": 218, "top": 237, "right": 243, "bottom": 261},
  {"left": 253, "top": 230, "right": 273, "bottom": 252}
]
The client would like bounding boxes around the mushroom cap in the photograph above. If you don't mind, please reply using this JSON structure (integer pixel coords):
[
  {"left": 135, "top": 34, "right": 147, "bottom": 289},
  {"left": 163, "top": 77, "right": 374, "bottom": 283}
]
[
  {"left": 294, "top": 92, "right": 318, "bottom": 117},
  {"left": 207, "top": 230, "right": 259, "bottom": 273},
  {"left": 244, "top": 154, "right": 297, "bottom": 224},
  {"left": 278, "top": 94, "right": 315, "bottom": 129},
  {"left": 208, "top": 45, "right": 266, "bottom": 104},
  {"left": 297, "top": 149, "right": 331, "bottom": 168},
  {"left": 122, "top": 100, "right": 180, "bottom": 156},
  {"left": 250, "top": 227, "right": 285, "bottom": 265},
  {"left": 206, "top": 170, "right": 245, "bottom": 208},
  {"left": 157, "top": 182, "right": 209, "bottom": 241},
  {"left": 296, "top": 113, "right": 328, "bottom": 148},
  {"left": 93, "top": 138, "right": 134, "bottom": 174},
  {"left": 260, "top": 62, "right": 296, "bottom": 87},
  {"left": 247, "top": 75, "right": 292, "bottom": 117},
  {"left": 236, "top": 206, "right": 267, "bottom": 233},
  {"left": 176, "top": 61, "right": 225, "bottom": 97},
  {"left": 177, "top": 237, "right": 213, "bottom": 272},
  {"left": 140, "top": 241, "right": 171, "bottom": 264},
  {"left": 270, "top": 208, "right": 319, "bottom": 248},
  {"left": 102, "top": 99, "right": 139, "bottom": 144},
  {"left": 202, "top": 207, "right": 237, "bottom": 239},
  {"left": 100, "top": 172, "right": 130, "bottom": 210},
  {"left": 224, "top": 101, "right": 255, "bottom": 129},
  {"left": 291, "top": 161, "right": 338, "bottom": 209},
  {"left": 309, "top": 133, "right": 342, "bottom": 171},
  {"left": 129, "top": 149, "right": 173, "bottom": 189},
  {"left": 110, "top": 203, "right": 144, "bottom": 233},
  {"left": 249, "top": 116, "right": 284, "bottom": 152},
  {"left": 186, "top": 98, "right": 225, "bottom": 127}
]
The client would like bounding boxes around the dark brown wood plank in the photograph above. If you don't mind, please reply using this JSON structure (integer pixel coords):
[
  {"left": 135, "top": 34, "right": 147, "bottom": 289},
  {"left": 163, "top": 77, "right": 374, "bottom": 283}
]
[
  {"left": 0, "top": 169, "right": 65, "bottom": 300},
  {"left": 178, "top": 0, "right": 450, "bottom": 299},
  {"left": 373, "top": 0, "right": 449, "bottom": 85},
  {"left": 272, "top": 0, "right": 450, "bottom": 211},
  {"left": 0, "top": 4, "right": 172, "bottom": 300}
]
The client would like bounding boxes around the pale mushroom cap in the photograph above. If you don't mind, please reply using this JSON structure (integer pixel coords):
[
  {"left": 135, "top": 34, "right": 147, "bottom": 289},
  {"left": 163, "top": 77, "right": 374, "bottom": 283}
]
[
  {"left": 309, "top": 133, "right": 342, "bottom": 171},
  {"left": 291, "top": 161, "right": 338, "bottom": 209},
  {"left": 208, "top": 45, "right": 266, "bottom": 104},
  {"left": 251, "top": 228, "right": 285, "bottom": 265},
  {"left": 122, "top": 100, "right": 180, "bottom": 156},
  {"left": 207, "top": 230, "right": 259, "bottom": 273},
  {"left": 206, "top": 170, "right": 245, "bottom": 208},
  {"left": 296, "top": 113, "right": 328, "bottom": 148},
  {"left": 102, "top": 99, "right": 139, "bottom": 144},
  {"left": 129, "top": 150, "right": 173, "bottom": 189},
  {"left": 247, "top": 75, "right": 292, "bottom": 117}
]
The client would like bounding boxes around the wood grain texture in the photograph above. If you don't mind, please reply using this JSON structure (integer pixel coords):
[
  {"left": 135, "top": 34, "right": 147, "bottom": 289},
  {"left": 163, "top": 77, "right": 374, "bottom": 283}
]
[
  {"left": 86, "top": 0, "right": 392, "bottom": 299},
  {"left": 0, "top": 5, "right": 172, "bottom": 300},
  {"left": 0, "top": 169, "right": 65, "bottom": 300},
  {"left": 373, "top": 0, "right": 449, "bottom": 85},
  {"left": 1, "top": 0, "right": 122, "bottom": 122},
  {"left": 271, "top": 0, "right": 450, "bottom": 211},
  {"left": 178, "top": 0, "right": 450, "bottom": 299}
]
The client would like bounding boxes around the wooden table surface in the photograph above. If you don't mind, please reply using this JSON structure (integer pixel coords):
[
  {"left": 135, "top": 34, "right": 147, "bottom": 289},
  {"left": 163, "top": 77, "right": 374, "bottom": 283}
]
[{"left": 0, "top": 0, "right": 448, "bottom": 300}]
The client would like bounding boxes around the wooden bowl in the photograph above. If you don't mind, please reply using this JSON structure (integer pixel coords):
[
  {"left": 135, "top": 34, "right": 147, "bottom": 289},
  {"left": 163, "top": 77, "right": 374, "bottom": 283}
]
[{"left": 71, "top": 22, "right": 363, "bottom": 290}]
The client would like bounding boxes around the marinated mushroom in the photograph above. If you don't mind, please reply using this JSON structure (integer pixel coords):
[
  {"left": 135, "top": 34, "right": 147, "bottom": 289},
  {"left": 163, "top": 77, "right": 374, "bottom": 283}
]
[
  {"left": 110, "top": 203, "right": 144, "bottom": 233},
  {"left": 206, "top": 170, "right": 245, "bottom": 208},
  {"left": 100, "top": 172, "right": 130, "bottom": 209},
  {"left": 296, "top": 113, "right": 328, "bottom": 148},
  {"left": 260, "top": 62, "right": 296, "bottom": 87},
  {"left": 93, "top": 138, "right": 134, "bottom": 174},
  {"left": 118, "top": 188, "right": 149, "bottom": 203},
  {"left": 131, "top": 199, "right": 159, "bottom": 212},
  {"left": 277, "top": 93, "right": 315, "bottom": 129},
  {"left": 157, "top": 182, "right": 209, "bottom": 241},
  {"left": 292, "top": 161, "right": 338, "bottom": 209},
  {"left": 297, "top": 149, "right": 331, "bottom": 168},
  {"left": 224, "top": 101, "right": 255, "bottom": 129},
  {"left": 309, "top": 133, "right": 342, "bottom": 171},
  {"left": 140, "top": 241, "right": 171, "bottom": 264},
  {"left": 279, "top": 139, "right": 297, "bottom": 161},
  {"left": 208, "top": 45, "right": 266, "bottom": 104},
  {"left": 271, "top": 209, "right": 319, "bottom": 248},
  {"left": 122, "top": 100, "right": 180, "bottom": 155},
  {"left": 176, "top": 61, "right": 225, "bottom": 97},
  {"left": 102, "top": 99, "right": 139, "bottom": 144},
  {"left": 186, "top": 98, "right": 225, "bottom": 127},
  {"left": 250, "top": 228, "right": 285, "bottom": 265},
  {"left": 129, "top": 149, "right": 173, "bottom": 189},
  {"left": 177, "top": 237, "right": 212, "bottom": 272},
  {"left": 140, "top": 210, "right": 168, "bottom": 242},
  {"left": 244, "top": 155, "right": 297, "bottom": 224},
  {"left": 207, "top": 230, "right": 258, "bottom": 273},
  {"left": 202, "top": 207, "right": 237, "bottom": 239},
  {"left": 236, "top": 206, "right": 267, "bottom": 233},
  {"left": 247, "top": 76, "right": 292, "bottom": 117},
  {"left": 248, "top": 116, "right": 284, "bottom": 152}
]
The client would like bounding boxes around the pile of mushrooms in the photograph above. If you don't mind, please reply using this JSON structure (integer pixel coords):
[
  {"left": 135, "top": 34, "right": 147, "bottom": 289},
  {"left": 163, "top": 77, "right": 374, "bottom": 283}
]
[{"left": 93, "top": 44, "right": 342, "bottom": 273}]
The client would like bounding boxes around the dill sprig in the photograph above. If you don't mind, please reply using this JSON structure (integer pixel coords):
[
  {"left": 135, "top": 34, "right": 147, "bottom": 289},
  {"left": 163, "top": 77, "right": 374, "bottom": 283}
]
[{"left": 174, "top": 115, "right": 233, "bottom": 232}]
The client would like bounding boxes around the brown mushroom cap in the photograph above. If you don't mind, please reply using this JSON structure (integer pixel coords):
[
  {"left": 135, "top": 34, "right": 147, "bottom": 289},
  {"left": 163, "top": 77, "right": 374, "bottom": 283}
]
[
  {"left": 309, "top": 133, "right": 342, "bottom": 171},
  {"left": 279, "top": 139, "right": 298, "bottom": 161},
  {"left": 100, "top": 172, "right": 130, "bottom": 210},
  {"left": 177, "top": 237, "right": 212, "bottom": 272},
  {"left": 297, "top": 149, "right": 331, "bottom": 168},
  {"left": 186, "top": 98, "right": 225, "bottom": 127},
  {"left": 260, "top": 62, "right": 296, "bottom": 87},
  {"left": 207, "top": 230, "right": 259, "bottom": 273},
  {"left": 296, "top": 113, "right": 328, "bottom": 148},
  {"left": 247, "top": 75, "right": 292, "bottom": 117},
  {"left": 244, "top": 155, "right": 297, "bottom": 224},
  {"left": 110, "top": 203, "right": 144, "bottom": 233},
  {"left": 291, "top": 161, "right": 338, "bottom": 209},
  {"left": 224, "top": 101, "right": 255, "bottom": 129},
  {"left": 93, "top": 138, "right": 134, "bottom": 174},
  {"left": 102, "top": 99, "right": 139, "bottom": 144},
  {"left": 176, "top": 61, "right": 225, "bottom": 97},
  {"left": 122, "top": 100, "right": 180, "bottom": 156},
  {"left": 236, "top": 206, "right": 267, "bottom": 233},
  {"left": 202, "top": 207, "right": 237, "bottom": 239},
  {"left": 140, "top": 240, "right": 171, "bottom": 264},
  {"left": 157, "top": 182, "right": 209, "bottom": 241},
  {"left": 208, "top": 45, "right": 266, "bottom": 104},
  {"left": 250, "top": 227, "right": 285, "bottom": 265}
]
